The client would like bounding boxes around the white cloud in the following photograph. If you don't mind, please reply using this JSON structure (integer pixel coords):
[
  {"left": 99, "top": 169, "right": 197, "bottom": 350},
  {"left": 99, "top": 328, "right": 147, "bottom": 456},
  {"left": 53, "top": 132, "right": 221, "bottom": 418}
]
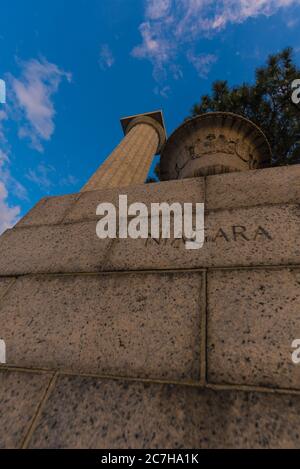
[
  {"left": 11, "top": 58, "right": 71, "bottom": 152},
  {"left": 154, "top": 85, "right": 171, "bottom": 98},
  {"left": 0, "top": 181, "right": 20, "bottom": 234},
  {"left": 26, "top": 165, "right": 78, "bottom": 191},
  {"left": 99, "top": 44, "right": 115, "bottom": 70},
  {"left": 0, "top": 158, "right": 21, "bottom": 233},
  {"left": 0, "top": 117, "right": 26, "bottom": 233},
  {"left": 132, "top": 18, "right": 176, "bottom": 81},
  {"left": 133, "top": 0, "right": 300, "bottom": 79},
  {"left": 11, "top": 179, "right": 28, "bottom": 201},
  {"left": 187, "top": 51, "right": 217, "bottom": 78},
  {"left": 59, "top": 174, "right": 78, "bottom": 187},
  {"left": 286, "top": 17, "right": 298, "bottom": 27},
  {"left": 211, "top": 0, "right": 300, "bottom": 28},
  {"left": 0, "top": 163, "right": 28, "bottom": 202},
  {"left": 146, "top": 0, "right": 171, "bottom": 19},
  {"left": 0, "top": 56, "right": 70, "bottom": 232},
  {"left": 26, "top": 163, "right": 55, "bottom": 190},
  {"left": 0, "top": 109, "right": 7, "bottom": 140}
]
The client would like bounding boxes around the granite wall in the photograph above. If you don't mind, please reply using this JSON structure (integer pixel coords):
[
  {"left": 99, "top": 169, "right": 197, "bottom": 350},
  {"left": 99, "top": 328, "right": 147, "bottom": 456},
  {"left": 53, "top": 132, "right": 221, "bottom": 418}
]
[{"left": 1, "top": 164, "right": 300, "bottom": 448}]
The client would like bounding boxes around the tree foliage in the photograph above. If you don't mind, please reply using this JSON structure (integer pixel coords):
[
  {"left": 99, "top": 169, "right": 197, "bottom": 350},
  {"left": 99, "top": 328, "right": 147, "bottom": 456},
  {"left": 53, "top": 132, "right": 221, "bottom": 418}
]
[
  {"left": 191, "top": 47, "right": 300, "bottom": 166},
  {"left": 148, "top": 48, "right": 300, "bottom": 183}
]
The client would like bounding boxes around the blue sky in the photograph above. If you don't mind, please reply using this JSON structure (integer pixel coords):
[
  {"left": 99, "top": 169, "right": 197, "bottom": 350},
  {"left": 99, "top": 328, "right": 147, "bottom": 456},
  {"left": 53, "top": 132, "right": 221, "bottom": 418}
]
[{"left": 0, "top": 0, "right": 300, "bottom": 232}]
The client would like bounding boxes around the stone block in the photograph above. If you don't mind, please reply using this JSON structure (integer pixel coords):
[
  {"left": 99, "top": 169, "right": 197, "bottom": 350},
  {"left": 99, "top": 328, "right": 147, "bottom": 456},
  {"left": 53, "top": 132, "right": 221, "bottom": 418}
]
[
  {"left": 104, "top": 204, "right": 300, "bottom": 270},
  {"left": 3, "top": 203, "right": 299, "bottom": 276},
  {"left": 206, "top": 164, "right": 300, "bottom": 210},
  {"left": 0, "top": 221, "right": 111, "bottom": 276},
  {"left": 0, "top": 277, "right": 14, "bottom": 300},
  {"left": 65, "top": 178, "right": 204, "bottom": 223},
  {"left": 207, "top": 268, "right": 300, "bottom": 389},
  {"left": 0, "top": 369, "right": 52, "bottom": 448},
  {"left": 16, "top": 194, "right": 79, "bottom": 228},
  {"left": 28, "top": 376, "right": 300, "bottom": 448},
  {"left": 0, "top": 272, "right": 202, "bottom": 381}
]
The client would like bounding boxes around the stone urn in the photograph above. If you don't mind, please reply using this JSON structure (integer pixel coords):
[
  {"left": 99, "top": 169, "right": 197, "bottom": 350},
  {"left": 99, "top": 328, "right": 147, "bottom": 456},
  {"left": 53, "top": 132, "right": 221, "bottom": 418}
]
[{"left": 160, "top": 112, "right": 272, "bottom": 180}]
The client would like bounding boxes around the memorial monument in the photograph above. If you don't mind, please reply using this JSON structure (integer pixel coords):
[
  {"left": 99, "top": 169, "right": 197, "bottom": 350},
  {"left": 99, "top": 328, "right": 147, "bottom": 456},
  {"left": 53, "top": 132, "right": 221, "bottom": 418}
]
[{"left": 1, "top": 109, "right": 300, "bottom": 448}]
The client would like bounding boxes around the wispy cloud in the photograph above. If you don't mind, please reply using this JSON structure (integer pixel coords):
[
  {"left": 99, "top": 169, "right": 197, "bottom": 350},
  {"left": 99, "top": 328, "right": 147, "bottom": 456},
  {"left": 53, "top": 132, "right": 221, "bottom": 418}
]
[
  {"left": 26, "top": 163, "right": 55, "bottom": 190},
  {"left": 132, "top": 18, "right": 175, "bottom": 81},
  {"left": 99, "top": 44, "right": 115, "bottom": 70},
  {"left": 133, "top": 0, "right": 300, "bottom": 80},
  {"left": 154, "top": 85, "right": 171, "bottom": 98},
  {"left": 10, "top": 57, "right": 71, "bottom": 152},
  {"left": 187, "top": 51, "right": 217, "bottom": 78},
  {"left": 0, "top": 112, "right": 26, "bottom": 233},
  {"left": 0, "top": 181, "right": 20, "bottom": 234},
  {"left": 59, "top": 173, "right": 78, "bottom": 187},
  {"left": 0, "top": 142, "right": 21, "bottom": 233},
  {"left": 0, "top": 109, "right": 8, "bottom": 140},
  {"left": 286, "top": 17, "right": 299, "bottom": 28},
  {"left": 146, "top": 0, "right": 170, "bottom": 19},
  {"left": 0, "top": 56, "right": 71, "bottom": 231}
]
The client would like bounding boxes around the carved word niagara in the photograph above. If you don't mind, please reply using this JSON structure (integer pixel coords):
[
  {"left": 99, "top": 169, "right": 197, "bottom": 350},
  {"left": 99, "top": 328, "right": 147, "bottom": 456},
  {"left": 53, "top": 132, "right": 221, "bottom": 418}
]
[{"left": 95, "top": 195, "right": 205, "bottom": 250}]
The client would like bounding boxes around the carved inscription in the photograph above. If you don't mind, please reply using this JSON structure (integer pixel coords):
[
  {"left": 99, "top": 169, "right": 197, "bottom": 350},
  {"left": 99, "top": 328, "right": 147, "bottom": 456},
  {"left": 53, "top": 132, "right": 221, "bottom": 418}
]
[
  {"left": 144, "top": 225, "right": 272, "bottom": 248},
  {"left": 186, "top": 134, "right": 258, "bottom": 167}
]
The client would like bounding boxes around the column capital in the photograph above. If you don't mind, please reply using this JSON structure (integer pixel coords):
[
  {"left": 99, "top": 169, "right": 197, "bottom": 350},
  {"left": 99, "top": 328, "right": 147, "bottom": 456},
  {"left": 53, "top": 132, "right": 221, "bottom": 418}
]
[{"left": 120, "top": 110, "right": 166, "bottom": 154}]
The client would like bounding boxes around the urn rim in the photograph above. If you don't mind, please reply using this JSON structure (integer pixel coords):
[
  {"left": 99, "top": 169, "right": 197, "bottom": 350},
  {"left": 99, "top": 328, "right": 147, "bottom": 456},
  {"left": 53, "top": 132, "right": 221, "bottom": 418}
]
[{"left": 160, "top": 112, "right": 272, "bottom": 180}]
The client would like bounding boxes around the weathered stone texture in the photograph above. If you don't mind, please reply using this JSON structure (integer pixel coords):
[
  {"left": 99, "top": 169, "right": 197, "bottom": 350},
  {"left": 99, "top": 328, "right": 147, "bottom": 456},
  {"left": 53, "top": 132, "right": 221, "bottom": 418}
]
[
  {"left": 82, "top": 120, "right": 161, "bottom": 191},
  {"left": 206, "top": 164, "right": 300, "bottom": 210},
  {"left": 0, "top": 221, "right": 112, "bottom": 276},
  {"left": 1, "top": 161, "right": 300, "bottom": 449},
  {"left": 28, "top": 375, "right": 300, "bottom": 449},
  {"left": 0, "top": 272, "right": 202, "bottom": 381},
  {"left": 207, "top": 268, "right": 300, "bottom": 389},
  {"left": 3, "top": 203, "right": 299, "bottom": 276},
  {"left": 12, "top": 164, "right": 300, "bottom": 232},
  {"left": 160, "top": 113, "right": 271, "bottom": 180},
  {"left": 16, "top": 194, "right": 79, "bottom": 228},
  {"left": 0, "top": 277, "right": 13, "bottom": 299},
  {"left": 0, "top": 369, "right": 52, "bottom": 449},
  {"left": 65, "top": 178, "right": 204, "bottom": 223},
  {"left": 104, "top": 204, "right": 300, "bottom": 271}
]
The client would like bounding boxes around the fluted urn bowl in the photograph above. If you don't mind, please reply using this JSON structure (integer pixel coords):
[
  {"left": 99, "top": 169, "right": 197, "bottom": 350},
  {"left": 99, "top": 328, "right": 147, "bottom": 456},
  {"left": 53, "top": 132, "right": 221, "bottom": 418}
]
[{"left": 160, "top": 112, "right": 272, "bottom": 180}]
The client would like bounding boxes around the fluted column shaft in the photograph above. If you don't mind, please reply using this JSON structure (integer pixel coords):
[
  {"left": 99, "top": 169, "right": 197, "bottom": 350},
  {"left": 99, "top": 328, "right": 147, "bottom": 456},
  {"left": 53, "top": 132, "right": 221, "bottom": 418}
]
[{"left": 81, "top": 115, "right": 165, "bottom": 191}]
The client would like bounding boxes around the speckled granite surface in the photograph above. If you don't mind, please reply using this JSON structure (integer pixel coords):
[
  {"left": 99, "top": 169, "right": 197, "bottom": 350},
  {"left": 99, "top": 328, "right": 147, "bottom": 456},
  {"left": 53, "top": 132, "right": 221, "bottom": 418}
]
[
  {"left": 0, "top": 369, "right": 51, "bottom": 449},
  {"left": 206, "top": 164, "right": 300, "bottom": 210},
  {"left": 0, "top": 277, "right": 13, "bottom": 299},
  {"left": 0, "top": 165, "right": 300, "bottom": 448},
  {"left": 0, "top": 221, "right": 112, "bottom": 276},
  {"left": 65, "top": 178, "right": 204, "bottom": 223},
  {"left": 0, "top": 272, "right": 203, "bottom": 381},
  {"left": 207, "top": 267, "right": 300, "bottom": 389},
  {"left": 27, "top": 375, "right": 300, "bottom": 449},
  {"left": 16, "top": 193, "right": 79, "bottom": 228},
  {"left": 104, "top": 204, "right": 300, "bottom": 270},
  {"left": 2, "top": 204, "right": 300, "bottom": 275}
]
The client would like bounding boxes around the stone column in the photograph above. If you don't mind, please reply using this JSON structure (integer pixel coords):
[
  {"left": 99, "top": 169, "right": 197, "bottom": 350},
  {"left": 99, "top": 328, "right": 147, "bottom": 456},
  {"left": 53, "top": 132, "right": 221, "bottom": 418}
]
[{"left": 81, "top": 111, "right": 166, "bottom": 191}]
